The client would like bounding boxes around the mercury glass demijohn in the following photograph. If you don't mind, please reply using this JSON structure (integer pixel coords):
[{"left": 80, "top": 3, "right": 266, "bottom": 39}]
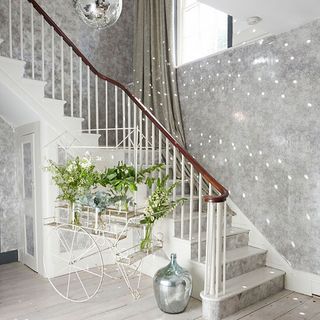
[
  {"left": 74, "top": 0, "right": 123, "bottom": 30},
  {"left": 153, "top": 253, "right": 192, "bottom": 314}
]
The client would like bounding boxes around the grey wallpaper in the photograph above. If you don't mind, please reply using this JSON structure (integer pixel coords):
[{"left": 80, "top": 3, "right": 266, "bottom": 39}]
[
  {"left": 36, "top": 0, "right": 134, "bottom": 85},
  {"left": 0, "top": 117, "right": 19, "bottom": 253},
  {"left": 177, "top": 19, "right": 320, "bottom": 275},
  {"left": 0, "top": 0, "right": 134, "bottom": 144}
]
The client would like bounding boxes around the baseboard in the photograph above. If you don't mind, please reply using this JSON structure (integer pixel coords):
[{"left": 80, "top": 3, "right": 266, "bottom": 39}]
[{"left": 0, "top": 250, "right": 18, "bottom": 265}]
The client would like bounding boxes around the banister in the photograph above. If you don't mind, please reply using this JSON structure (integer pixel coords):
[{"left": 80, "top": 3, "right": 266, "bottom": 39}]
[{"left": 27, "top": 0, "right": 229, "bottom": 203}]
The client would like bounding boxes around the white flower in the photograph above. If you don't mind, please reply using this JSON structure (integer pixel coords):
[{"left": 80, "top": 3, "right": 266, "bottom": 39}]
[{"left": 80, "top": 157, "right": 91, "bottom": 168}]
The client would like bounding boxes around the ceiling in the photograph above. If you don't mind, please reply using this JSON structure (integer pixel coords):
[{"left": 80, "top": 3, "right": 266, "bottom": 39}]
[{"left": 200, "top": 0, "right": 320, "bottom": 42}]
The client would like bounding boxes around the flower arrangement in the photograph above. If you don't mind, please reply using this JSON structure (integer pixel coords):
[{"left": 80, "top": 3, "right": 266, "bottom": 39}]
[
  {"left": 100, "top": 162, "right": 164, "bottom": 210},
  {"left": 140, "top": 175, "right": 185, "bottom": 251},
  {"left": 46, "top": 156, "right": 98, "bottom": 224}
]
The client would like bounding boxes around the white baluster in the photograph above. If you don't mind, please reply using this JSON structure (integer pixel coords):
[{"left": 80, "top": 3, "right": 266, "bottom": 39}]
[
  {"left": 105, "top": 81, "right": 108, "bottom": 146},
  {"left": 165, "top": 138, "right": 169, "bottom": 179},
  {"left": 128, "top": 99, "right": 132, "bottom": 162},
  {"left": 31, "top": 7, "right": 35, "bottom": 79},
  {"left": 198, "top": 174, "right": 202, "bottom": 262},
  {"left": 87, "top": 66, "right": 91, "bottom": 133},
  {"left": 8, "top": 0, "right": 12, "bottom": 58},
  {"left": 61, "top": 37, "right": 64, "bottom": 100},
  {"left": 41, "top": 16, "right": 44, "bottom": 81},
  {"left": 151, "top": 123, "right": 155, "bottom": 166},
  {"left": 139, "top": 109, "right": 143, "bottom": 164},
  {"left": 70, "top": 47, "right": 73, "bottom": 117},
  {"left": 20, "top": 0, "right": 23, "bottom": 60},
  {"left": 158, "top": 132, "right": 162, "bottom": 178},
  {"left": 205, "top": 201, "right": 216, "bottom": 296},
  {"left": 51, "top": 26, "right": 55, "bottom": 97},
  {"left": 223, "top": 201, "right": 227, "bottom": 295},
  {"left": 133, "top": 102, "right": 137, "bottom": 164},
  {"left": 145, "top": 117, "right": 149, "bottom": 165},
  {"left": 189, "top": 164, "right": 194, "bottom": 241},
  {"left": 95, "top": 75, "right": 99, "bottom": 133},
  {"left": 79, "top": 57, "right": 82, "bottom": 118},
  {"left": 122, "top": 91, "right": 126, "bottom": 149},
  {"left": 180, "top": 155, "right": 185, "bottom": 239},
  {"left": 215, "top": 202, "right": 223, "bottom": 296},
  {"left": 115, "top": 86, "right": 118, "bottom": 147}
]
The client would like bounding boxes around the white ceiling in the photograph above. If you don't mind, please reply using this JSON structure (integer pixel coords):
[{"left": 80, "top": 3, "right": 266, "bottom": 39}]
[{"left": 200, "top": 0, "right": 320, "bottom": 35}]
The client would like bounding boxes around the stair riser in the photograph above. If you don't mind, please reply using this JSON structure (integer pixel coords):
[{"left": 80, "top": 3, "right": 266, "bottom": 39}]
[
  {"left": 21, "top": 79, "right": 45, "bottom": 99},
  {"left": 0, "top": 57, "right": 26, "bottom": 78},
  {"left": 202, "top": 275, "right": 284, "bottom": 320},
  {"left": 174, "top": 213, "right": 233, "bottom": 239},
  {"left": 189, "top": 232, "right": 249, "bottom": 256},
  {"left": 174, "top": 215, "right": 207, "bottom": 238},
  {"left": 191, "top": 249, "right": 266, "bottom": 280}
]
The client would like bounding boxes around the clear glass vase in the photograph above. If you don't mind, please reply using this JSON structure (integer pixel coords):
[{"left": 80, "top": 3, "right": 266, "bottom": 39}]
[
  {"left": 140, "top": 223, "right": 153, "bottom": 252},
  {"left": 153, "top": 253, "right": 192, "bottom": 314}
]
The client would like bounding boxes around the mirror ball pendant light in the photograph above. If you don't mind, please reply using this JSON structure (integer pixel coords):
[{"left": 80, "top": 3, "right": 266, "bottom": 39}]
[{"left": 74, "top": 0, "right": 123, "bottom": 30}]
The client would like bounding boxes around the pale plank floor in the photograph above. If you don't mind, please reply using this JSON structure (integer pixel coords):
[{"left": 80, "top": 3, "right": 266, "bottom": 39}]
[
  {"left": 0, "top": 263, "right": 201, "bottom": 320},
  {"left": 1, "top": 263, "right": 320, "bottom": 320},
  {"left": 224, "top": 290, "right": 320, "bottom": 320}
]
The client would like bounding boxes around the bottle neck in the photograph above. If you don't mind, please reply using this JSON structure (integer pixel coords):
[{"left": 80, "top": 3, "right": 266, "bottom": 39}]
[{"left": 170, "top": 253, "right": 177, "bottom": 265}]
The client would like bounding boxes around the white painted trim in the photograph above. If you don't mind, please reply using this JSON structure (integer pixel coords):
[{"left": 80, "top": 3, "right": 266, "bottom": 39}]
[
  {"left": 15, "top": 122, "right": 43, "bottom": 274},
  {"left": 228, "top": 197, "right": 320, "bottom": 296}
]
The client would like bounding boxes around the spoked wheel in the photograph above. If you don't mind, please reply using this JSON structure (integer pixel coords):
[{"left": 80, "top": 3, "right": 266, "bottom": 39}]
[{"left": 44, "top": 224, "right": 104, "bottom": 302}]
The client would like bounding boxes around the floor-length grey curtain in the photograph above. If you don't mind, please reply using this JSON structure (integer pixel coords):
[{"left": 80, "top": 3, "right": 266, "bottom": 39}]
[{"left": 133, "top": 0, "right": 186, "bottom": 146}]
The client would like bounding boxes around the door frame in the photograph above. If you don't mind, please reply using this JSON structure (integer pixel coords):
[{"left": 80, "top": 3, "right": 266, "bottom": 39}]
[{"left": 15, "top": 122, "right": 42, "bottom": 273}]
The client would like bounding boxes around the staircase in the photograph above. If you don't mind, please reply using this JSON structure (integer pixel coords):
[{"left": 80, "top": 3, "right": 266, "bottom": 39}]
[{"left": 0, "top": 1, "right": 285, "bottom": 319}]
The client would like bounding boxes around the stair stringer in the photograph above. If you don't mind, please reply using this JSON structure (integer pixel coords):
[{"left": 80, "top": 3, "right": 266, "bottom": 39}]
[{"left": 228, "top": 196, "right": 320, "bottom": 296}]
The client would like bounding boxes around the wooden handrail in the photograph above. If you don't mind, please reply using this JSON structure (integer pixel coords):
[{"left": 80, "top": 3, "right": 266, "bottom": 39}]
[{"left": 27, "top": 0, "right": 229, "bottom": 203}]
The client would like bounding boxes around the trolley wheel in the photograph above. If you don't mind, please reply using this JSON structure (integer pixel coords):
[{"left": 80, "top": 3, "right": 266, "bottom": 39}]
[{"left": 44, "top": 224, "right": 104, "bottom": 302}]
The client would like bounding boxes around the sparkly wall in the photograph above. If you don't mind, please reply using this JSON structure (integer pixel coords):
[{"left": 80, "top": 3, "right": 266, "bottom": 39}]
[
  {"left": 0, "top": 117, "right": 19, "bottom": 253},
  {"left": 177, "top": 19, "right": 320, "bottom": 274}
]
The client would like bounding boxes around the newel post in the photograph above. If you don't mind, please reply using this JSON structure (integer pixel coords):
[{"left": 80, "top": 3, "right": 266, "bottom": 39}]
[{"left": 200, "top": 196, "right": 227, "bottom": 320}]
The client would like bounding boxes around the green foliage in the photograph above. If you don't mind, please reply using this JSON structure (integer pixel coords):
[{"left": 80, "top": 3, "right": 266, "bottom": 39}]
[
  {"left": 46, "top": 156, "right": 98, "bottom": 204},
  {"left": 99, "top": 162, "right": 164, "bottom": 208},
  {"left": 140, "top": 175, "right": 185, "bottom": 251},
  {"left": 141, "top": 175, "right": 185, "bottom": 225}
]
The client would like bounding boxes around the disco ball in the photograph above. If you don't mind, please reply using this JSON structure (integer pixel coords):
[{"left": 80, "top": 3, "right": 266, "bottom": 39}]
[{"left": 74, "top": 0, "right": 123, "bottom": 30}]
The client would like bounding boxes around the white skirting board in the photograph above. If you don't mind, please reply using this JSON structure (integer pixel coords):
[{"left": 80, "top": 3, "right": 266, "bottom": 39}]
[{"left": 228, "top": 197, "right": 320, "bottom": 296}]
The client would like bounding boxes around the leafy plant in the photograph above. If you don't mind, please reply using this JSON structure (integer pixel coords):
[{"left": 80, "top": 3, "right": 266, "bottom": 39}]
[
  {"left": 99, "top": 162, "right": 164, "bottom": 210},
  {"left": 140, "top": 175, "right": 185, "bottom": 251},
  {"left": 46, "top": 156, "right": 98, "bottom": 224},
  {"left": 47, "top": 156, "right": 98, "bottom": 203}
]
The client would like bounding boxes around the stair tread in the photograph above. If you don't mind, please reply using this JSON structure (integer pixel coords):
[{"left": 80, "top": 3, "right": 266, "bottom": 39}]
[
  {"left": 222, "top": 266, "right": 285, "bottom": 299},
  {"left": 226, "top": 246, "right": 267, "bottom": 262},
  {"left": 21, "top": 77, "right": 47, "bottom": 85},
  {"left": 43, "top": 97, "right": 67, "bottom": 105},
  {"left": 0, "top": 55, "right": 26, "bottom": 65},
  {"left": 197, "top": 245, "right": 266, "bottom": 264},
  {"left": 189, "top": 226, "right": 249, "bottom": 243}
]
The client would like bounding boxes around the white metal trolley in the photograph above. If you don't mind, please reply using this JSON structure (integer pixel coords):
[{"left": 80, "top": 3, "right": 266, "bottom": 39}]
[{"left": 44, "top": 204, "right": 163, "bottom": 303}]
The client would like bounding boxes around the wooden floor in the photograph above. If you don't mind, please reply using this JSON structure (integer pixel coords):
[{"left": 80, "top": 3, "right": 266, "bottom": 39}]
[
  {"left": 0, "top": 263, "right": 201, "bottom": 320},
  {"left": 225, "top": 290, "right": 320, "bottom": 320},
  {"left": 1, "top": 263, "right": 320, "bottom": 320}
]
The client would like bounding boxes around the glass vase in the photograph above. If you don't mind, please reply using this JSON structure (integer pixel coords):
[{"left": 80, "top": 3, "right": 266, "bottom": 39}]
[
  {"left": 140, "top": 223, "right": 153, "bottom": 252},
  {"left": 153, "top": 253, "right": 192, "bottom": 314}
]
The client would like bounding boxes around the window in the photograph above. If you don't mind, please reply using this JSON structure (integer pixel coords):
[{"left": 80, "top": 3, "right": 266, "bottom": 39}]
[{"left": 177, "top": 0, "right": 230, "bottom": 65}]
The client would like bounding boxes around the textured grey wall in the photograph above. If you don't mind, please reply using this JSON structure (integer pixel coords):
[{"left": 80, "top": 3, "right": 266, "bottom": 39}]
[
  {"left": 36, "top": 0, "right": 134, "bottom": 85},
  {"left": 0, "top": 117, "right": 19, "bottom": 253},
  {"left": 0, "top": 0, "right": 134, "bottom": 144},
  {"left": 0, "top": 0, "right": 134, "bottom": 84},
  {"left": 177, "top": 19, "right": 320, "bottom": 275}
]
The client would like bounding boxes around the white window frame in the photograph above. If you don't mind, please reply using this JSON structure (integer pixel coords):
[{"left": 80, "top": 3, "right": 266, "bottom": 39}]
[{"left": 176, "top": 0, "right": 229, "bottom": 66}]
